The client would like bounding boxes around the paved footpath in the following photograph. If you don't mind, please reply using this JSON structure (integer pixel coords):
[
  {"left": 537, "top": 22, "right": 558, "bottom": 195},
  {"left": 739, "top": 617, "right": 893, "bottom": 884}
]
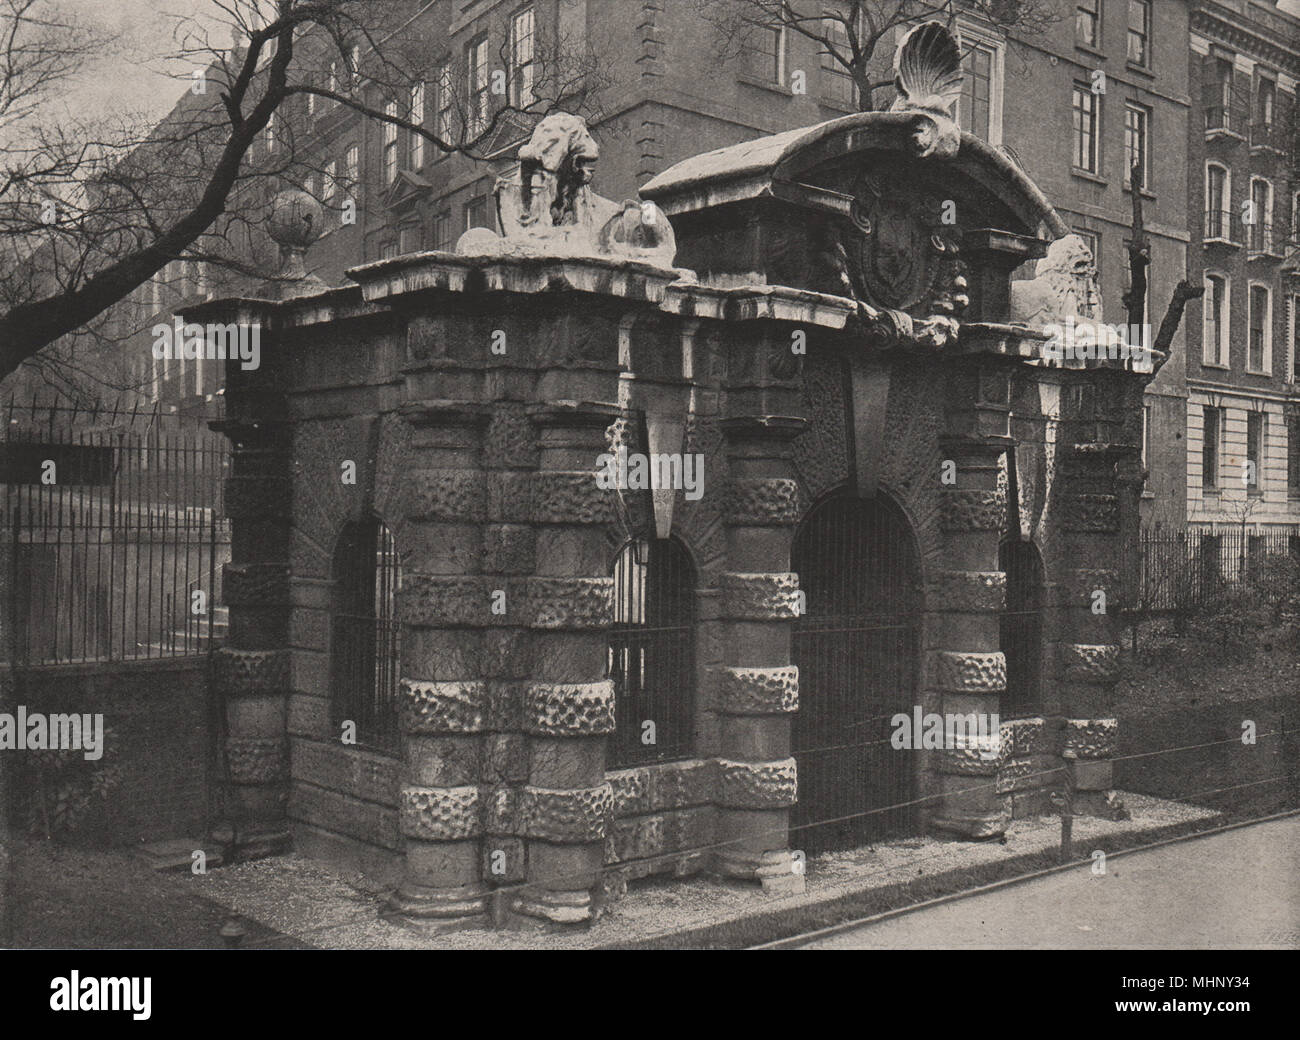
[{"left": 792, "top": 816, "right": 1300, "bottom": 949}]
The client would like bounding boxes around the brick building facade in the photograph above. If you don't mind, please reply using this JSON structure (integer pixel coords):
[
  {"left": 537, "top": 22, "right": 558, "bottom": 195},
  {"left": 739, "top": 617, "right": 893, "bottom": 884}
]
[{"left": 1187, "top": 0, "right": 1300, "bottom": 535}]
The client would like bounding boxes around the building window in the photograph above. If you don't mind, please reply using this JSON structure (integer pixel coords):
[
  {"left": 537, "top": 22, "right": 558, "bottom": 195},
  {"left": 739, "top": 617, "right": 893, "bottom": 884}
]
[
  {"left": 1124, "top": 102, "right": 1149, "bottom": 188},
  {"left": 1072, "top": 83, "right": 1098, "bottom": 173},
  {"left": 1076, "top": 0, "right": 1100, "bottom": 48},
  {"left": 464, "top": 191, "right": 492, "bottom": 232},
  {"left": 1287, "top": 412, "right": 1300, "bottom": 498},
  {"left": 1202, "top": 405, "right": 1222, "bottom": 489},
  {"left": 1206, "top": 56, "right": 1234, "bottom": 131},
  {"left": 1127, "top": 0, "right": 1151, "bottom": 67},
  {"left": 344, "top": 143, "right": 360, "bottom": 193},
  {"left": 510, "top": 7, "right": 536, "bottom": 108},
  {"left": 432, "top": 210, "right": 454, "bottom": 251},
  {"left": 467, "top": 35, "right": 490, "bottom": 137},
  {"left": 437, "top": 63, "right": 454, "bottom": 141},
  {"left": 330, "top": 518, "right": 401, "bottom": 755},
  {"left": 1291, "top": 293, "right": 1300, "bottom": 382},
  {"left": 820, "top": 12, "right": 856, "bottom": 108},
  {"left": 409, "top": 82, "right": 426, "bottom": 168},
  {"left": 1204, "top": 274, "right": 1228, "bottom": 366},
  {"left": 1246, "top": 411, "right": 1264, "bottom": 494},
  {"left": 958, "top": 40, "right": 996, "bottom": 142},
  {"left": 382, "top": 97, "right": 399, "bottom": 185},
  {"left": 327, "top": 60, "right": 339, "bottom": 99},
  {"left": 380, "top": 241, "right": 398, "bottom": 260},
  {"left": 399, "top": 224, "right": 422, "bottom": 254},
  {"left": 1073, "top": 228, "right": 1101, "bottom": 282},
  {"left": 744, "top": 23, "right": 783, "bottom": 84},
  {"left": 1205, "top": 163, "right": 1229, "bottom": 240},
  {"left": 607, "top": 536, "right": 696, "bottom": 767},
  {"left": 264, "top": 111, "right": 276, "bottom": 153},
  {"left": 1248, "top": 178, "right": 1272, "bottom": 254},
  {"left": 1256, "top": 76, "right": 1275, "bottom": 127},
  {"left": 1248, "top": 284, "right": 1271, "bottom": 374},
  {"left": 323, "top": 159, "right": 338, "bottom": 205},
  {"left": 1142, "top": 403, "right": 1151, "bottom": 474}
]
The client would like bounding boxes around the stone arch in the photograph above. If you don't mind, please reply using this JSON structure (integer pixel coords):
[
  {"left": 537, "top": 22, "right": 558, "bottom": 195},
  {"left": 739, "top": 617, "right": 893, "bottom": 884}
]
[{"left": 789, "top": 486, "right": 924, "bottom": 852}]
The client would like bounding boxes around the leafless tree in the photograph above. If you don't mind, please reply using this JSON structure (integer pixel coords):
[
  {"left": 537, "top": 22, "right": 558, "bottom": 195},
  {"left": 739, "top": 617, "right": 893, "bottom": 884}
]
[
  {"left": 1123, "top": 160, "right": 1203, "bottom": 371},
  {"left": 0, "top": 0, "right": 612, "bottom": 396},
  {"left": 692, "top": 0, "right": 1057, "bottom": 113}
]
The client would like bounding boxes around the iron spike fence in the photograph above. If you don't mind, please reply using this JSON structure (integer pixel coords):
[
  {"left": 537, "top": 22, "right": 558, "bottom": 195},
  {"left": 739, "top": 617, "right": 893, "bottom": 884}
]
[
  {"left": 1120, "top": 524, "right": 1300, "bottom": 619},
  {"left": 2, "top": 402, "right": 231, "bottom": 665}
]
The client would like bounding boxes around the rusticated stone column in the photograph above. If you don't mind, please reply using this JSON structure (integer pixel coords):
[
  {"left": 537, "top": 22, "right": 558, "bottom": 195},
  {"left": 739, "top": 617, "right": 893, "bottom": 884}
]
[
  {"left": 209, "top": 302, "right": 293, "bottom": 859},
  {"left": 713, "top": 415, "right": 805, "bottom": 893},
  {"left": 1056, "top": 439, "right": 1134, "bottom": 817},
  {"left": 510, "top": 402, "right": 619, "bottom": 926},
  {"left": 389, "top": 401, "right": 492, "bottom": 930},
  {"left": 931, "top": 364, "right": 1014, "bottom": 838}
]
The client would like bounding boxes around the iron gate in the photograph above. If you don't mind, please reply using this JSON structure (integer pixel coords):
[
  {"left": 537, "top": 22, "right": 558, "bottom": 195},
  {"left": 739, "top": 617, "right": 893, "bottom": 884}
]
[
  {"left": 791, "top": 493, "right": 921, "bottom": 853},
  {"left": 330, "top": 517, "right": 402, "bottom": 754},
  {"left": 607, "top": 536, "right": 696, "bottom": 767},
  {"left": 999, "top": 539, "right": 1044, "bottom": 719}
]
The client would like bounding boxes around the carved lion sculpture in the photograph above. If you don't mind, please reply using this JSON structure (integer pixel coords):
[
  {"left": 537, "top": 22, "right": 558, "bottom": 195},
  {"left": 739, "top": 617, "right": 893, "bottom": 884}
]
[
  {"left": 1010, "top": 233, "right": 1125, "bottom": 363},
  {"left": 1010, "top": 234, "right": 1104, "bottom": 327},
  {"left": 517, "top": 111, "right": 600, "bottom": 227},
  {"left": 458, "top": 112, "right": 676, "bottom": 266}
]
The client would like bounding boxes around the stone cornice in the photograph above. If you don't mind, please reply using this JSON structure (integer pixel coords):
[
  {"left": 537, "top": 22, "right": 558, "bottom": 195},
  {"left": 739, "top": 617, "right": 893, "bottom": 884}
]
[{"left": 1192, "top": 6, "right": 1300, "bottom": 75}]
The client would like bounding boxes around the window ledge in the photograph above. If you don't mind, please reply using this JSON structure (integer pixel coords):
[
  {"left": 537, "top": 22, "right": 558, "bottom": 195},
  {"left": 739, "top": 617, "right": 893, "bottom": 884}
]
[
  {"left": 1126, "top": 62, "right": 1155, "bottom": 79},
  {"left": 1204, "top": 236, "right": 1239, "bottom": 249},
  {"left": 1250, "top": 144, "right": 1287, "bottom": 157},
  {"left": 1247, "top": 249, "right": 1285, "bottom": 261},
  {"left": 1123, "top": 184, "right": 1156, "bottom": 200},
  {"left": 1141, "top": 489, "right": 1156, "bottom": 500},
  {"left": 1201, "top": 362, "right": 1230, "bottom": 371},
  {"left": 1205, "top": 128, "right": 1245, "bottom": 144},
  {"left": 1244, "top": 368, "right": 1273, "bottom": 377},
  {"left": 1071, "top": 168, "right": 1106, "bottom": 185},
  {"left": 1075, "top": 43, "right": 1106, "bottom": 61},
  {"left": 737, "top": 74, "right": 792, "bottom": 96}
]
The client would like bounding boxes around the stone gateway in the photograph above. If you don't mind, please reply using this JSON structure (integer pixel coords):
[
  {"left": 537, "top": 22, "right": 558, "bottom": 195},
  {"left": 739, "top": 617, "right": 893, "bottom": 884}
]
[{"left": 190, "top": 23, "right": 1148, "bottom": 932}]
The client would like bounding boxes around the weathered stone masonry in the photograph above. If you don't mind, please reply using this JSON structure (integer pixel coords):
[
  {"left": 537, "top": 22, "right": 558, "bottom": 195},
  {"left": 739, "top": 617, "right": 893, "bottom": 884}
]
[{"left": 195, "top": 27, "right": 1154, "bottom": 929}]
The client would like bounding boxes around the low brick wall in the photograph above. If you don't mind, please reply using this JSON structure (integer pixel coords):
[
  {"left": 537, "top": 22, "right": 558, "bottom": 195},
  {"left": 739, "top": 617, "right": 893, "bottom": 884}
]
[{"left": 3, "top": 657, "right": 212, "bottom": 846}]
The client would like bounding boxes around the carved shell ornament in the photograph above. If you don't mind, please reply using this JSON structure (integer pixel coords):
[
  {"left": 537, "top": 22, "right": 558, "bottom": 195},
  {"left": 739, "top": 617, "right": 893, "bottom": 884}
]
[{"left": 889, "top": 21, "right": 963, "bottom": 159}]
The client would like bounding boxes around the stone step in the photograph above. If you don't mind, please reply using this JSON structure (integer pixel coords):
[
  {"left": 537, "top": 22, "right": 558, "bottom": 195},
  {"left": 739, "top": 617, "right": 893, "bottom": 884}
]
[{"left": 132, "top": 838, "right": 225, "bottom": 873}]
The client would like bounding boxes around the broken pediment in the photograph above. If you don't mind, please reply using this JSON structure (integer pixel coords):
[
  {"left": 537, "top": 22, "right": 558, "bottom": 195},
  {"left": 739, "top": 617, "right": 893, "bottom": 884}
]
[{"left": 640, "top": 22, "right": 1068, "bottom": 349}]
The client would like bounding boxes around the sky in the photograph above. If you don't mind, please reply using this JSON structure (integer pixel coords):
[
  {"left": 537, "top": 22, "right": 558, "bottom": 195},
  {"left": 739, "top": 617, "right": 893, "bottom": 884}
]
[{"left": 53, "top": 0, "right": 226, "bottom": 129}]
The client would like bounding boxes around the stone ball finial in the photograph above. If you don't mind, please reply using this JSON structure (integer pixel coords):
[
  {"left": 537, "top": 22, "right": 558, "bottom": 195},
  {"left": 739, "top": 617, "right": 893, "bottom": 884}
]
[
  {"left": 268, "top": 189, "right": 323, "bottom": 250},
  {"left": 262, "top": 189, "right": 326, "bottom": 297}
]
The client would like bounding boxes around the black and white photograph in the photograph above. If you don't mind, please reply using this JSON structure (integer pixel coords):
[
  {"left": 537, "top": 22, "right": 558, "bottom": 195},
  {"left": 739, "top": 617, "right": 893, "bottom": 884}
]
[{"left": 0, "top": 0, "right": 1295, "bottom": 996}]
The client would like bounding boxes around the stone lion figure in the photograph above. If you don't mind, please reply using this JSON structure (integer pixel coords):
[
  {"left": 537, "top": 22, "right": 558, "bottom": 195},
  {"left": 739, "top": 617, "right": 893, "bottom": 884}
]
[
  {"left": 457, "top": 112, "right": 676, "bottom": 266},
  {"left": 1010, "top": 234, "right": 1126, "bottom": 363},
  {"left": 1010, "top": 234, "right": 1102, "bottom": 327}
]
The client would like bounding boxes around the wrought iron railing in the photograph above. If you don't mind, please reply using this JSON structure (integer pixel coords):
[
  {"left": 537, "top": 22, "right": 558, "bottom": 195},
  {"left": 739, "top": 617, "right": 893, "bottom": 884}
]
[{"left": 2, "top": 401, "right": 230, "bottom": 664}]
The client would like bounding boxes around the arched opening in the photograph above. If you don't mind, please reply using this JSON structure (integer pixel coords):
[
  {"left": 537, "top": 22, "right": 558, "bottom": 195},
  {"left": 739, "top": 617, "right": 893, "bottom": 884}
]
[
  {"left": 330, "top": 516, "right": 401, "bottom": 754},
  {"left": 791, "top": 492, "right": 921, "bottom": 853},
  {"left": 999, "top": 539, "right": 1044, "bottom": 719},
  {"left": 607, "top": 535, "right": 696, "bottom": 768}
]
